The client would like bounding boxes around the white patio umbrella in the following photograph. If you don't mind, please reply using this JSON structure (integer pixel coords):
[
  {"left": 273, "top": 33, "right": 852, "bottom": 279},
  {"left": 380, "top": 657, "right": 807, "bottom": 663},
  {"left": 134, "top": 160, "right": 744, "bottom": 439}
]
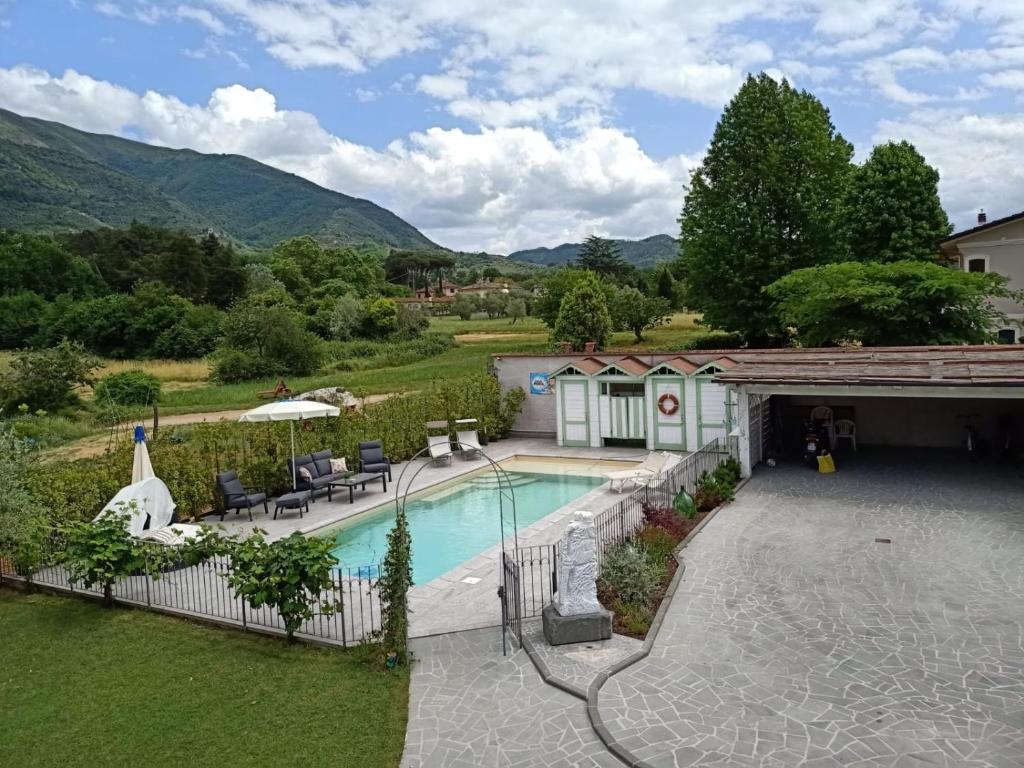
[
  {"left": 131, "top": 424, "right": 155, "bottom": 483},
  {"left": 238, "top": 400, "right": 341, "bottom": 490}
]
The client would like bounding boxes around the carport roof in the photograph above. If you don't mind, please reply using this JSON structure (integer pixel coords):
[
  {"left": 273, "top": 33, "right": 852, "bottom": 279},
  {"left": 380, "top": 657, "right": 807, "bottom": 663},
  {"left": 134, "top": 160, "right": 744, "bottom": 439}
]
[{"left": 714, "top": 346, "right": 1024, "bottom": 387}]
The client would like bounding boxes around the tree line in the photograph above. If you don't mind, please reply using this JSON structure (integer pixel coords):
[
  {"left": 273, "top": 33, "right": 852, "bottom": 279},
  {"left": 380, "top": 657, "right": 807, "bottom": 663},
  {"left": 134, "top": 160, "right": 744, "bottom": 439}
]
[{"left": 543, "top": 73, "right": 1018, "bottom": 352}]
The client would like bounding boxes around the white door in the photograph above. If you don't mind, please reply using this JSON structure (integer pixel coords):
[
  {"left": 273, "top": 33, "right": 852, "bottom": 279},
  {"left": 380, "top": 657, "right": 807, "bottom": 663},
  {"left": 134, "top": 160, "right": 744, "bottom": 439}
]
[
  {"left": 560, "top": 380, "right": 590, "bottom": 446},
  {"left": 652, "top": 378, "right": 685, "bottom": 450},
  {"left": 697, "top": 379, "right": 731, "bottom": 447}
]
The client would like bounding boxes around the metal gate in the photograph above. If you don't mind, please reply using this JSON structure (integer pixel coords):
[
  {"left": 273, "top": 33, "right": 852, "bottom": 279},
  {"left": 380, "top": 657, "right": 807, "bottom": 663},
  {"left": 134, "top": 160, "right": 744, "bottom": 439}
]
[
  {"left": 748, "top": 393, "right": 772, "bottom": 467},
  {"left": 499, "top": 551, "right": 522, "bottom": 653}
]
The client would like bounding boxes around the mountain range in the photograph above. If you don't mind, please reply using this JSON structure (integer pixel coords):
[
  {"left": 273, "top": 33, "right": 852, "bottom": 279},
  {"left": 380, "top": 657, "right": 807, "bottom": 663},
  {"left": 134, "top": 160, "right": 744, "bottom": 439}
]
[
  {"left": 508, "top": 234, "right": 677, "bottom": 268},
  {"left": 0, "top": 108, "right": 436, "bottom": 251}
]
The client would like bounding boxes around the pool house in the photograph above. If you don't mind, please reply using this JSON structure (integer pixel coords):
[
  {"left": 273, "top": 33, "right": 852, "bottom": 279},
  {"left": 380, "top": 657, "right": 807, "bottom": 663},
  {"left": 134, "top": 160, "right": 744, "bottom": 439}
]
[{"left": 498, "top": 352, "right": 740, "bottom": 451}]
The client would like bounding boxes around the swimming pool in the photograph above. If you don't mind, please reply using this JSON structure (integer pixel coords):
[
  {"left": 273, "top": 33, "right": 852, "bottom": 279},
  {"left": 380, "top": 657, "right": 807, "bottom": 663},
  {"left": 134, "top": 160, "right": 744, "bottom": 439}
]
[{"left": 324, "top": 469, "right": 605, "bottom": 583}]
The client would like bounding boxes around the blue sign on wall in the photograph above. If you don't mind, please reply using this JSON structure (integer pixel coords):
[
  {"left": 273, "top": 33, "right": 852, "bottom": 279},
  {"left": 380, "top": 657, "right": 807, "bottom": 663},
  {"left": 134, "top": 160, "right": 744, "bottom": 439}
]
[{"left": 529, "top": 372, "right": 552, "bottom": 395}]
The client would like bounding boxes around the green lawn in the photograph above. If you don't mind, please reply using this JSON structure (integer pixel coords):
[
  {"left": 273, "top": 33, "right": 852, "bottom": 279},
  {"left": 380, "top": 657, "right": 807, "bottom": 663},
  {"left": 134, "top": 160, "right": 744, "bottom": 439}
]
[{"left": 0, "top": 589, "right": 408, "bottom": 768}]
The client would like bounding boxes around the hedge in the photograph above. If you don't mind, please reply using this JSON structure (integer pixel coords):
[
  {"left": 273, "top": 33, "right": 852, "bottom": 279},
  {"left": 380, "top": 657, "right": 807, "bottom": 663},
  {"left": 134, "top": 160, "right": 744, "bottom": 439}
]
[{"left": 30, "top": 374, "right": 525, "bottom": 524}]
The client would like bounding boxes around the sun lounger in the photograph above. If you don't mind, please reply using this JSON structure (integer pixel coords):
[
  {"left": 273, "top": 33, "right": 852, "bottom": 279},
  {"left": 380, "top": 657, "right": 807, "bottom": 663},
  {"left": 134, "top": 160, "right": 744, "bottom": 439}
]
[
  {"left": 136, "top": 524, "right": 203, "bottom": 547},
  {"left": 428, "top": 434, "right": 453, "bottom": 465},
  {"left": 603, "top": 451, "right": 670, "bottom": 493},
  {"left": 456, "top": 429, "right": 482, "bottom": 459}
]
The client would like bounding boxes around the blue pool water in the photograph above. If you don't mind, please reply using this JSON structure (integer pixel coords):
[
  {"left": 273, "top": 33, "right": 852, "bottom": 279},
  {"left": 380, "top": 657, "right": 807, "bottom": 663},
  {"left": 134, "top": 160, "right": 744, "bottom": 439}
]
[{"left": 326, "top": 471, "right": 604, "bottom": 584}]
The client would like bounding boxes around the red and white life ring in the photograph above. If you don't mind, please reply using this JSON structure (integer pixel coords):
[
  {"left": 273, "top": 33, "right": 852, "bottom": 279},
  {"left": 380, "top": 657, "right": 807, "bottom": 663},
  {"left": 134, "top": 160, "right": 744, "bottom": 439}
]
[{"left": 657, "top": 392, "right": 680, "bottom": 416}]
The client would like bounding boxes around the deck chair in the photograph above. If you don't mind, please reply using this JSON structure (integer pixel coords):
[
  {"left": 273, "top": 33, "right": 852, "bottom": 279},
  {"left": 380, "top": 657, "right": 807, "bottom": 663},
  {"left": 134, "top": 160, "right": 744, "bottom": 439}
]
[
  {"left": 455, "top": 418, "right": 482, "bottom": 460},
  {"left": 603, "top": 452, "right": 669, "bottom": 493},
  {"left": 427, "top": 434, "right": 453, "bottom": 466}
]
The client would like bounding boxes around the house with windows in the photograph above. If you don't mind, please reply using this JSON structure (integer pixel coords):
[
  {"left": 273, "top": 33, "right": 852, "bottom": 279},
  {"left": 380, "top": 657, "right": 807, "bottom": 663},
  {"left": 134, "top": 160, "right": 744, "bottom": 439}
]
[{"left": 939, "top": 209, "right": 1024, "bottom": 343}]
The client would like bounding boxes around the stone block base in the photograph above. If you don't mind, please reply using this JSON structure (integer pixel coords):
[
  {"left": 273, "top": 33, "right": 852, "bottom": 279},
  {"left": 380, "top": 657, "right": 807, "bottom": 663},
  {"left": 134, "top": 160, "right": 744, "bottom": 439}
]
[{"left": 541, "top": 603, "right": 613, "bottom": 646}]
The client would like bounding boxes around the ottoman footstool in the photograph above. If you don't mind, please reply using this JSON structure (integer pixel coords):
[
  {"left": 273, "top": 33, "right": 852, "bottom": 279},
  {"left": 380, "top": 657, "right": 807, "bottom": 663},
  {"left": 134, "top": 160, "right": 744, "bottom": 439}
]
[{"left": 274, "top": 491, "right": 311, "bottom": 520}]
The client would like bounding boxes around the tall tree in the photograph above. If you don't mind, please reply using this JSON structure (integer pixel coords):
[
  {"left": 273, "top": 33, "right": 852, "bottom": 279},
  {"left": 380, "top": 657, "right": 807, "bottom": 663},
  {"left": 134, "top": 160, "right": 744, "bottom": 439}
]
[
  {"left": 680, "top": 73, "right": 854, "bottom": 345},
  {"left": 577, "top": 236, "right": 628, "bottom": 277},
  {"left": 848, "top": 141, "right": 952, "bottom": 263},
  {"left": 551, "top": 272, "right": 613, "bottom": 350}
]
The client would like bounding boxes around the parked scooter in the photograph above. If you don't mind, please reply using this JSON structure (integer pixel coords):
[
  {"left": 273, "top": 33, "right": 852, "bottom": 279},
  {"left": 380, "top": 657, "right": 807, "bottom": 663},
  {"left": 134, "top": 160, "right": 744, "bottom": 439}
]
[{"left": 802, "top": 419, "right": 829, "bottom": 469}]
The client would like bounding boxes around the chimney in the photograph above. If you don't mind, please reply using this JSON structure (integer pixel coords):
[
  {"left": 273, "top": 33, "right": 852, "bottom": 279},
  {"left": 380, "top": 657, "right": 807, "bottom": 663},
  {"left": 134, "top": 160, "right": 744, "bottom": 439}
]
[{"left": 978, "top": 209, "right": 987, "bottom": 225}]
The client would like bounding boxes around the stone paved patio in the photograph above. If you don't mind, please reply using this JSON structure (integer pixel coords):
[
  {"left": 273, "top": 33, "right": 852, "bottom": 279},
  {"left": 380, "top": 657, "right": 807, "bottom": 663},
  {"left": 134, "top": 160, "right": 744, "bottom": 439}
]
[
  {"left": 402, "top": 627, "right": 624, "bottom": 768},
  {"left": 596, "top": 451, "right": 1024, "bottom": 767}
]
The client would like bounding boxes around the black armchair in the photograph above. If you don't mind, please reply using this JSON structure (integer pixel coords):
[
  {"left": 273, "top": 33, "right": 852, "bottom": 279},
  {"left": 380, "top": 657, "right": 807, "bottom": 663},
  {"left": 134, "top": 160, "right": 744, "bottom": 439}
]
[
  {"left": 358, "top": 440, "right": 392, "bottom": 481},
  {"left": 216, "top": 470, "right": 268, "bottom": 521}
]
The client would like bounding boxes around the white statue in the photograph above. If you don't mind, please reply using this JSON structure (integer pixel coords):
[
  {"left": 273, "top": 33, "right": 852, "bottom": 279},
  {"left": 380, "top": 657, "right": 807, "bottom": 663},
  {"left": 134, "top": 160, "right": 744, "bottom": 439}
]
[{"left": 553, "top": 511, "right": 601, "bottom": 616}]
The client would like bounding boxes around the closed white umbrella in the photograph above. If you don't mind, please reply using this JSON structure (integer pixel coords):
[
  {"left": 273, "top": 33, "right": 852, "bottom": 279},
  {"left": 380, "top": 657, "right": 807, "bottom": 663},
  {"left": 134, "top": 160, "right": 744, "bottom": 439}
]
[
  {"left": 131, "top": 425, "right": 155, "bottom": 483},
  {"left": 238, "top": 400, "right": 341, "bottom": 490}
]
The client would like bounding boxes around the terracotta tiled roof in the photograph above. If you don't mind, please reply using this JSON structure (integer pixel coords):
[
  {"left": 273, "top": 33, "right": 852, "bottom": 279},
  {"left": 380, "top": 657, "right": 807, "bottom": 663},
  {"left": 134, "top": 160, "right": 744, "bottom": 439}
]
[{"left": 610, "top": 355, "right": 651, "bottom": 376}]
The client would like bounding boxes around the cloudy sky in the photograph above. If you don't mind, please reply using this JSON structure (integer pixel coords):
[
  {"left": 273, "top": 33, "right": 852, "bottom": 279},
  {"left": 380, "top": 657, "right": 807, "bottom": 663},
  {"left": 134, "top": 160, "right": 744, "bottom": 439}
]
[{"left": 1, "top": 1, "right": 1023, "bottom": 252}]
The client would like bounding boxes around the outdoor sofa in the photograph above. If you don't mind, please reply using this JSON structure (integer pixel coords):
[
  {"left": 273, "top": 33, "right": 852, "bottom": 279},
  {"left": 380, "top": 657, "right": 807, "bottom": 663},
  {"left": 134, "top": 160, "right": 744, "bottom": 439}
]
[{"left": 287, "top": 449, "right": 347, "bottom": 502}]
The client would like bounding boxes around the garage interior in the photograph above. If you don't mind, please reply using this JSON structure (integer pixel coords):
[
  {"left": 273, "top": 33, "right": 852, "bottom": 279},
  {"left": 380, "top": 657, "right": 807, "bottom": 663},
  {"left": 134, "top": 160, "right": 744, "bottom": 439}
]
[{"left": 718, "top": 346, "right": 1024, "bottom": 476}]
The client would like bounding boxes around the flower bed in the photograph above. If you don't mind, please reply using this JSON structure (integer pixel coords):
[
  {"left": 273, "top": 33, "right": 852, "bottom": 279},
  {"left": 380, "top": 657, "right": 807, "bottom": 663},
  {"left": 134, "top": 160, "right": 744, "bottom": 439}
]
[{"left": 597, "top": 457, "right": 741, "bottom": 638}]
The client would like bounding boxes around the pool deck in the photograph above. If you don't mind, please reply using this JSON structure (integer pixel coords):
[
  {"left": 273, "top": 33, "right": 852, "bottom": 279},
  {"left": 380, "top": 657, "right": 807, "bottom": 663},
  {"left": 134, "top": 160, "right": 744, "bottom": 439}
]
[{"left": 206, "top": 437, "right": 652, "bottom": 636}]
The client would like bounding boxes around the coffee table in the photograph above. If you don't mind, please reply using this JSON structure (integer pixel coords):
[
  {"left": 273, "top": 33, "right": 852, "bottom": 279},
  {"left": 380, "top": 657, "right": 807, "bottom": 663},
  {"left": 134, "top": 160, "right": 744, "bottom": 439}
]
[{"left": 331, "top": 471, "right": 387, "bottom": 503}]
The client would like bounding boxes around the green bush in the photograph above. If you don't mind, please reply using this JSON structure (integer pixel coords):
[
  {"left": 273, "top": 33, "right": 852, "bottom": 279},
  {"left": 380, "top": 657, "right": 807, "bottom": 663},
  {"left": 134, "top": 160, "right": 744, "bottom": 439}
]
[
  {"left": 598, "top": 543, "right": 664, "bottom": 605},
  {"left": 93, "top": 370, "right": 162, "bottom": 407},
  {"left": 212, "top": 349, "right": 266, "bottom": 384},
  {"left": 0, "top": 421, "right": 47, "bottom": 574},
  {"left": 61, "top": 506, "right": 150, "bottom": 606},
  {"left": 633, "top": 524, "right": 678, "bottom": 564},
  {"left": 225, "top": 530, "right": 338, "bottom": 642},
  {"left": 694, "top": 457, "right": 741, "bottom": 512},
  {"left": 1, "top": 340, "right": 100, "bottom": 411}
]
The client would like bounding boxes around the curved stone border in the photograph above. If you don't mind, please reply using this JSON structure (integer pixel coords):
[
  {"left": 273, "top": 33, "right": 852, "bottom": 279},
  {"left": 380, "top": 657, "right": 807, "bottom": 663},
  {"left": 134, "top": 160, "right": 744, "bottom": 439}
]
[{"left": 520, "top": 479, "right": 750, "bottom": 767}]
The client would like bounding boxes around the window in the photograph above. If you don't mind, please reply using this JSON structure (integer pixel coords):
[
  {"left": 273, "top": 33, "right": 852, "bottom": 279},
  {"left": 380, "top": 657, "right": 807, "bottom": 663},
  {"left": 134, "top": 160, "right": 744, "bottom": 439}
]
[
  {"left": 967, "top": 257, "right": 987, "bottom": 273},
  {"left": 997, "top": 328, "right": 1017, "bottom": 344}
]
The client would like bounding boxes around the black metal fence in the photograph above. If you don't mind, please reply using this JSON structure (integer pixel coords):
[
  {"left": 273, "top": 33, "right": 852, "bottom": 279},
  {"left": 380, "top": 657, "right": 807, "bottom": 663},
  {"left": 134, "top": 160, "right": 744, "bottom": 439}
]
[
  {"left": 1, "top": 552, "right": 382, "bottom": 646},
  {"left": 500, "top": 436, "right": 739, "bottom": 643}
]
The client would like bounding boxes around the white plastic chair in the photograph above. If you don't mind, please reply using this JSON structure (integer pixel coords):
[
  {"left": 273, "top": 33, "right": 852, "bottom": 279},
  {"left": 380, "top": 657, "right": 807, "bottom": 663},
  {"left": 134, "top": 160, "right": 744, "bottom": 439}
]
[
  {"left": 810, "top": 405, "right": 835, "bottom": 449},
  {"left": 834, "top": 419, "right": 857, "bottom": 452}
]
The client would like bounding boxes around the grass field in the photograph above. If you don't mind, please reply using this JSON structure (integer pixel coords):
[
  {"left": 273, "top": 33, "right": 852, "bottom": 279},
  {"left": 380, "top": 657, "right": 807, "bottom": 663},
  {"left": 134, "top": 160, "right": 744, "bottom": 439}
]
[
  {"left": 0, "top": 589, "right": 408, "bottom": 768},
  {"left": 5, "top": 313, "right": 705, "bottom": 430}
]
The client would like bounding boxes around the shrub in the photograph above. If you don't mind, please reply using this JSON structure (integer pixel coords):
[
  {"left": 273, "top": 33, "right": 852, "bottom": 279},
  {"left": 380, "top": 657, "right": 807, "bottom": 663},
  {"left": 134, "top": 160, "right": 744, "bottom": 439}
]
[
  {"left": 598, "top": 543, "right": 664, "bottom": 605},
  {"left": 2, "top": 340, "right": 100, "bottom": 411},
  {"left": 0, "top": 422, "right": 47, "bottom": 575},
  {"left": 93, "top": 370, "right": 162, "bottom": 408},
  {"left": 62, "top": 506, "right": 150, "bottom": 606},
  {"left": 379, "top": 507, "right": 412, "bottom": 665},
  {"left": 226, "top": 530, "right": 338, "bottom": 642},
  {"left": 693, "top": 459, "right": 740, "bottom": 512},
  {"left": 641, "top": 503, "right": 690, "bottom": 538},
  {"left": 394, "top": 303, "right": 429, "bottom": 339},
  {"left": 212, "top": 348, "right": 266, "bottom": 384},
  {"left": 362, "top": 298, "right": 399, "bottom": 337},
  {"left": 610, "top": 598, "right": 654, "bottom": 636},
  {"left": 633, "top": 524, "right": 678, "bottom": 564},
  {"left": 681, "top": 331, "right": 745, "bottom": 350}
]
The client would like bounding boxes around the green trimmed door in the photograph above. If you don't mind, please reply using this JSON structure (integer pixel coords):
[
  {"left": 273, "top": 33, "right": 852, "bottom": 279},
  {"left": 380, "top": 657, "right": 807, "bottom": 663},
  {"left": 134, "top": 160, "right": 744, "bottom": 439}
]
[
  {"left": 651, "top": 377, "right": 685, "bottom": 450},
  {"left": 560, "top": 379, "right": 590, "bottom": 446}
]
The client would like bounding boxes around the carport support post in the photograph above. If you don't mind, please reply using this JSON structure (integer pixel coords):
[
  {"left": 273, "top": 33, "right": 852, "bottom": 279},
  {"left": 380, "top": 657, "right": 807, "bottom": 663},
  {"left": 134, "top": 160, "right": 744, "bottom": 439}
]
[{"left": 736, "top": 386, "right": 752, "bottom": 478}]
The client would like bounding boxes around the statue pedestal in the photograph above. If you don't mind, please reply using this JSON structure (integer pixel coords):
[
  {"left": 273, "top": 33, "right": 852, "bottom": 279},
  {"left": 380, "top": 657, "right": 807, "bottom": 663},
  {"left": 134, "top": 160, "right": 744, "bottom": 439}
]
[{"left": 542, "top": 603, "right": 613, "bottom": 646}]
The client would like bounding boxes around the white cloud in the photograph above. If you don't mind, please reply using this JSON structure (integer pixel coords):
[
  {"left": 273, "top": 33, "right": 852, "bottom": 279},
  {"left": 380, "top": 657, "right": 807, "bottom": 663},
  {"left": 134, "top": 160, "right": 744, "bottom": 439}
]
[
  {"left": 176, "top": 5, "right": 228, "bottom": 35},
  {"left": 980, "top": 69, "right": 1024, "bottom": 91},
  {"left": 874, "top": 108, "right": 1024, "bottom": 229},
  {"left": 0, "top": 65, "right": 695, "bottom": 252},
  {"left": 416, "top": 74, "right": 468, "bottom": 101}
]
